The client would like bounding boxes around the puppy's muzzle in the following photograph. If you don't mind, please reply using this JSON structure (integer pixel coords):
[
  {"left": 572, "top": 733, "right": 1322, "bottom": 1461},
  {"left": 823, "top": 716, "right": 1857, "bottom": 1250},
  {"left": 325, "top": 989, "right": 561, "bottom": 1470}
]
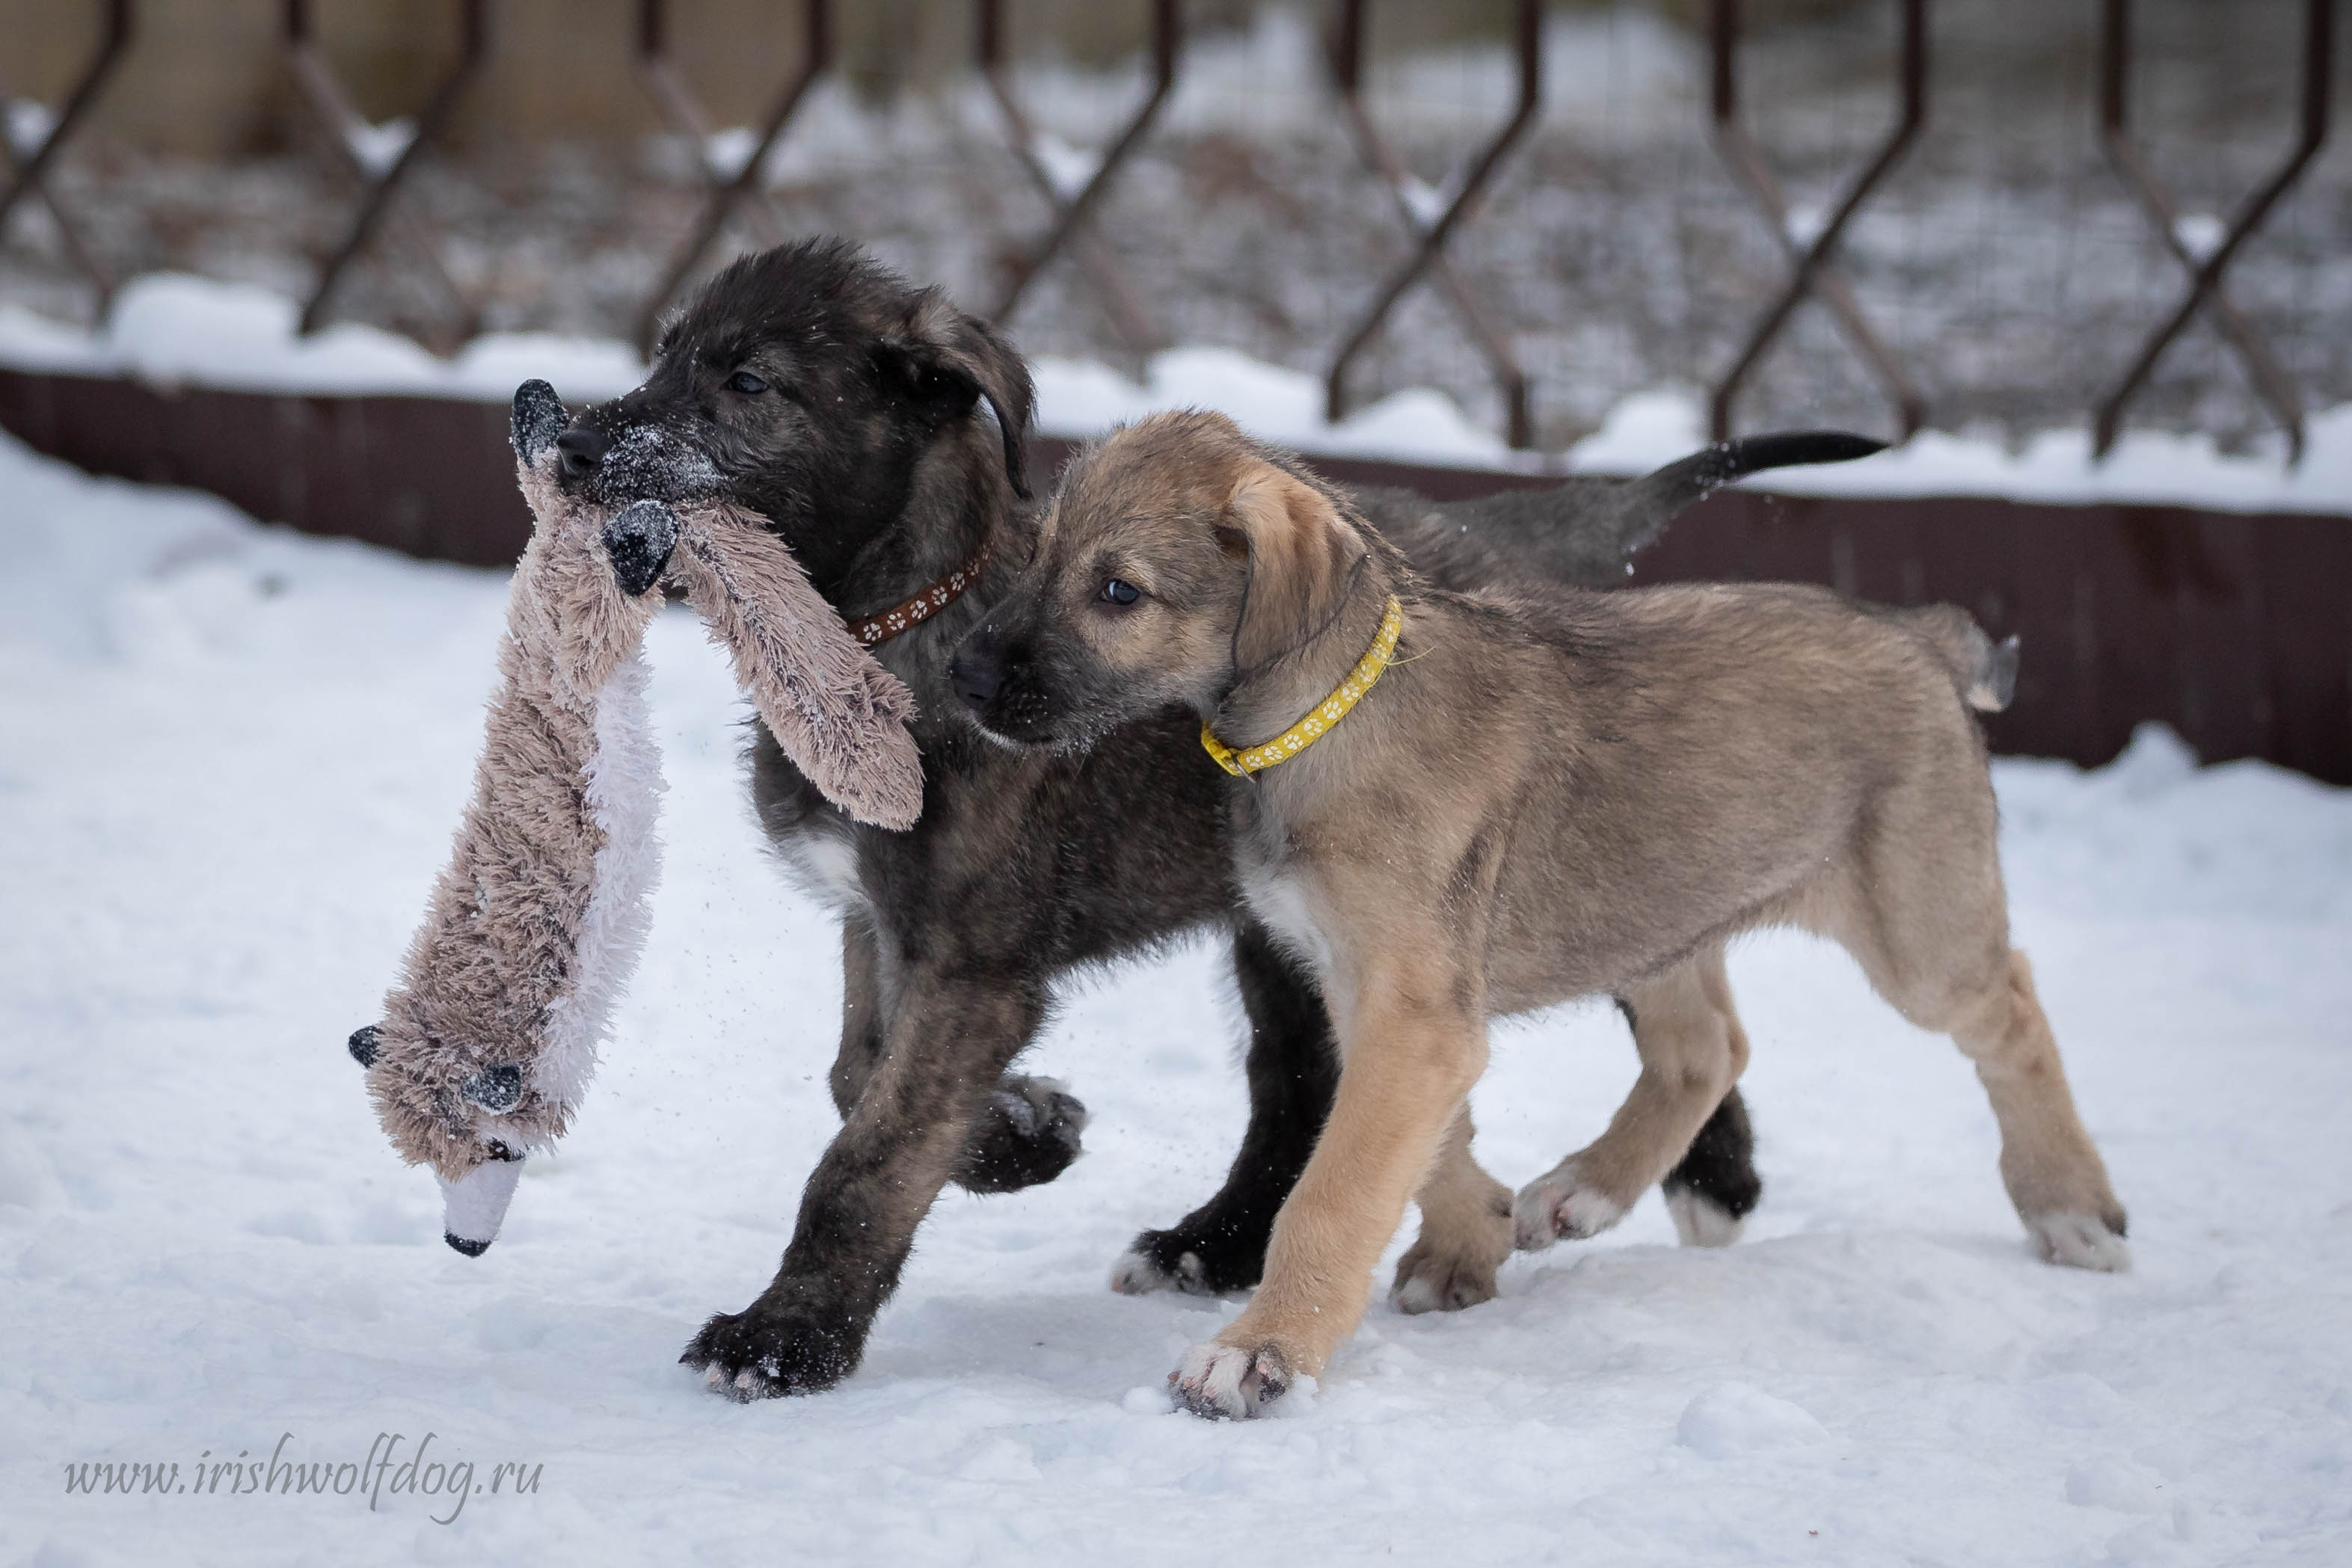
[{"left": 556, "top": 422, "right": 611, "bottom": 479}]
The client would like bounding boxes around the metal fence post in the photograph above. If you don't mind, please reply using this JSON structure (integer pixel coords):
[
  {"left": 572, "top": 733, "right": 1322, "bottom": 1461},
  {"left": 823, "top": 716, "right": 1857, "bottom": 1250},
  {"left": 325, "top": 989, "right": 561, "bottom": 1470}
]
[
  {"left": 2091, "top": 0, "right": 2333, "bottom": 465},
  {"left": 0, "top": 0, "right": 135, "bottom": 310},
  {"left": 977, "top": 0, "right": 1178, "bottom": 351},
  {"left": 1707, "top": 0, "right": 1928, "bottom": 443},
  {"left": 1322, "top": 0, "right": 1540, "bottom": 448},
  {"left": 631, "top": 0, "right": 831, "bottom": 351}
]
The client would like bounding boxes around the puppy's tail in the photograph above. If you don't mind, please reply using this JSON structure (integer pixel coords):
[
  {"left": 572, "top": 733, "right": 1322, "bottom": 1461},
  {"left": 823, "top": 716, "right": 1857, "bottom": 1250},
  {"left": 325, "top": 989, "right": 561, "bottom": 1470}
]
[
  {"left": 1615, "top": 431, "right": 1888, "bottom": 556},
  {"left": 1378, "top": 429, "right": 1884, "bottom": 593},
  {"left": 1899, "top": 604, "right": 2019, "bottom": 713}
]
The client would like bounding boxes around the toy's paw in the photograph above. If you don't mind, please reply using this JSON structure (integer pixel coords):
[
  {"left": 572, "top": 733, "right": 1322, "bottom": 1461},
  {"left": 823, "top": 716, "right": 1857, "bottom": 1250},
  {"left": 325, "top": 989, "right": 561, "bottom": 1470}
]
[
  {"left": 1513, "top": 1157, "right": 1630, "bottom": 1252},
  {"left": 950, "top": 1076, "right": 1088, "bottom": 1195},
  {"left": 1170, "top": 1338, "right": 1296, "bottom": 1420},
  {"left": 603, "top": 499, "right": 678, "bottom": 597},
  {"left": 679, "top": 1303, "right": 859, "bottom": 1401},
  {"left": 2026, "top": 1209, "right": 2131, "bottom": 1272}
]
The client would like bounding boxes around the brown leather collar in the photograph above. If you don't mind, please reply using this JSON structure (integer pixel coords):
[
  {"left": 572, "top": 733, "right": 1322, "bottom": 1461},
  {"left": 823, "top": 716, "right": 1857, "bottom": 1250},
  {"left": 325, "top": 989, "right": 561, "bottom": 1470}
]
[{"left": 844, "top": 540, "right": 992, "bottom": 647}]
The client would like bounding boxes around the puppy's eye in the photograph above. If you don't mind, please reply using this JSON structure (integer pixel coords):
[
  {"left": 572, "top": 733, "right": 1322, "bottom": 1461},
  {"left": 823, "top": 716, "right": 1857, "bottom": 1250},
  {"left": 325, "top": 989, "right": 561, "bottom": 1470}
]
[
  {"left": 727, "top": 371, "right": 770, "bottom": 396},
  {"left": 1100, "top": 579, "right": 1141, "bottom": 607}
]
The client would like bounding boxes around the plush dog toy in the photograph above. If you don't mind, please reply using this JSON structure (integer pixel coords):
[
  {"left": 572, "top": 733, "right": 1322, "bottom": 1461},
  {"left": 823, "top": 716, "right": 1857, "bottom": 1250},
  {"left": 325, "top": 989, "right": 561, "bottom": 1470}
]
[{"left": 347, "top": 381, "right": 923, "bottom": 1255}]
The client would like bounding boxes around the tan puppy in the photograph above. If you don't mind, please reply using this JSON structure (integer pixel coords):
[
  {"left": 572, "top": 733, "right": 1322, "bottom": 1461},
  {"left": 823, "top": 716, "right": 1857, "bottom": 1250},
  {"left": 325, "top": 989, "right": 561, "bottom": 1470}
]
[{"left": 951, "top": 410, "right": 2128, "bottom": 1419}]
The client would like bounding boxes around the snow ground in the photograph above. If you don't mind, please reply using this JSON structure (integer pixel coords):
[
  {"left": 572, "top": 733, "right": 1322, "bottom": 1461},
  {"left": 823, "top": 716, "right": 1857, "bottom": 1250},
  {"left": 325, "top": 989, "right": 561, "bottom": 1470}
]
[
  {"left": 1, "top": 425, "right": 2349, "bottom": 1567},
  {"left": 7, "top": 273, "right": 2352, "bottom": 515}
]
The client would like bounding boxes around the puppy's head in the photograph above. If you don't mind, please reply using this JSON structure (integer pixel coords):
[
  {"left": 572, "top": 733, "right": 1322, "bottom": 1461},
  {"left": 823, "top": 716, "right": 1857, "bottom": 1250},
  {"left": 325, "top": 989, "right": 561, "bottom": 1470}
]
[
  {"left": 950, "top": 411, "right": 1366, "bottom": 751},
  {"left": 556, "top": 239, "right": 1034, "bottom": 590}
]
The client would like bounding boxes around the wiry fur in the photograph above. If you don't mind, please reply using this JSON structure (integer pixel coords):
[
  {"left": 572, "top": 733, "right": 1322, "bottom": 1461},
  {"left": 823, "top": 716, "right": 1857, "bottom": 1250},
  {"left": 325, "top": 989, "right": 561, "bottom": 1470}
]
[
  {"left": 962, "top": 411, "right": 2130, "bottom": 1418},
  {"left": 536, "top": 239, "right": 1882, "bottom": 1400},
  {"left": 360, "top": 399, "right": 923, "bottom": 1238}
]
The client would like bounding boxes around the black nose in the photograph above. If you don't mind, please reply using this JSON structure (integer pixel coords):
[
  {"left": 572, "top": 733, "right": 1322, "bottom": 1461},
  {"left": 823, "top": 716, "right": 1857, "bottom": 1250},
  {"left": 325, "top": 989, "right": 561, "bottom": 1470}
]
[
  {"left": 556, "top": 422, "right": 610, "bottom": 477},
  {"left": 950, "top": 636, "right": 1007, "bottom": 711}
]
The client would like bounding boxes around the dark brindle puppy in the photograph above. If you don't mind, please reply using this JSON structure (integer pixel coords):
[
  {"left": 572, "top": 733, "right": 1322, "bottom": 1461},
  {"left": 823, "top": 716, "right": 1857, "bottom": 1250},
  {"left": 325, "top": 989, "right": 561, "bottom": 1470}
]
[{"left": 550, "top": 239, "right": 1875, "bottom": 1398}]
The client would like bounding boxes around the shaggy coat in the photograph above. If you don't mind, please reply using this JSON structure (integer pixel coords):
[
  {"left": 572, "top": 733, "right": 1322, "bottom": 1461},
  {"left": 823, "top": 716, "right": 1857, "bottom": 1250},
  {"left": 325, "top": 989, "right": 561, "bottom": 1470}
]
[
  {"left": 956, "top": 411, "right": 2128, "bottom": 1418},
  {"left": 543, "top": 239, "right": 1873, "bottom": 1398}
]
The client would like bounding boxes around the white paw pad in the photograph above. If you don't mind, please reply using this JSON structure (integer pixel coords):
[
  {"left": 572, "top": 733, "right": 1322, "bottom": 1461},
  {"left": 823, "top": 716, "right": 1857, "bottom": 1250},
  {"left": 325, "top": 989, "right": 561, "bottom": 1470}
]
[
  {"left": 2027, "top": 1211, "right": 2131, "bottom": 1273},
  {"left": 1513, "top": 1165, "right": 1628, "bottom": 1251},
  {"left": 1108, "top": 1246, "right": 1209, "bottom": 1296},
  {"left": 1169, "top": 1341, "right": 1292, "bottom": 1420},
  {"left": 1665, "top": 1187, "right": 1745, "bottom": 1249},
  {"left": 1390, "top": 1272, "right": 1449, "bottom": 1315}
]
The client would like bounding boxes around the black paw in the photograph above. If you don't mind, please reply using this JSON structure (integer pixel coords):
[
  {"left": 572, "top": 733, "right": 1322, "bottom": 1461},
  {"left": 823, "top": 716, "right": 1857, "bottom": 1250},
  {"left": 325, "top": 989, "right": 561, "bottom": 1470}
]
[
  {"left": 679, "top": 1303, "right": 861, "bottom": 1401},
  {"left": 948, "top": 1076, "right": 1088, "bottom": 1195},
  {"left": 1114, "top": 1217, "right": 1267, "bottom": 1296}
]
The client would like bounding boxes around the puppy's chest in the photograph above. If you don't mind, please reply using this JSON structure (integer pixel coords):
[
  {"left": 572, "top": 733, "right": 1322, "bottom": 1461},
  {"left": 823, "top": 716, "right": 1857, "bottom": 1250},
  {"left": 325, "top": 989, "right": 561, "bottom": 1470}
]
[
  {"left": 774, "top": 816, "right": 868, "bottom": 912},
  {"left": 1232, "top": 810, "right": 1339, "bottom": 986}
]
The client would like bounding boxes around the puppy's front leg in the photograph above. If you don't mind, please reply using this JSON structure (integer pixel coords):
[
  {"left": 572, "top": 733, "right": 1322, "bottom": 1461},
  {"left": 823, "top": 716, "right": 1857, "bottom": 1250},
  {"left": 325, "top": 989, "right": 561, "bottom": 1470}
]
[
  {"left": 1172, "top": 969, "right": 1486, "bottom": 1418},
  {"left": 827, "top": 914, "right": 1085, "bottom": 1196},
  {"left": 684, "top": 972, "right": 1047, "bottom": 1400}
]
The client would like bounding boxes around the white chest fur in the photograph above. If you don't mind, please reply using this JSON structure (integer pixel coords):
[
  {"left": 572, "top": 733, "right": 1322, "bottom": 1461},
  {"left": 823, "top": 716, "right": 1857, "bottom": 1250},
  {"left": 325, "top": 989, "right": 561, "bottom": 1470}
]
[
  {"left": 1240, "top": 863, "right": 1339, "bottom": 994},
  {"left": 777, "top": 824, "right": 868, "bottom": 911}
]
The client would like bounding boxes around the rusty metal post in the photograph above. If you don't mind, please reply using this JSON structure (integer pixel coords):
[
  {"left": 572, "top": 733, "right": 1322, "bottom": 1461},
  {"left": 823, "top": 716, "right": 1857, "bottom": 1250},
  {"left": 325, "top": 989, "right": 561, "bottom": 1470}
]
[
  {"left": 2092, "top": 0, "right": 2332, "bottom": 464},
  {"left": 632, "top": 0, "right": 830, "bottom": 352},
  {"left": 284, "top": 0, "right": 482, "bottom": 341},
  {"left": 978, "top": 0, "right": 1178, "bottom": 352},
  {"left": 0, "top": 0, "right": 135, "bottom": 308},
  {"left": 287, "top": 0, "right": 488, "bottom": 342},
  {"left": 1707, "top": 0, "right": 1928, "bottom": 443},
  {"left": 1324, "top": 0, "right": 1540, "bottom": 448}
]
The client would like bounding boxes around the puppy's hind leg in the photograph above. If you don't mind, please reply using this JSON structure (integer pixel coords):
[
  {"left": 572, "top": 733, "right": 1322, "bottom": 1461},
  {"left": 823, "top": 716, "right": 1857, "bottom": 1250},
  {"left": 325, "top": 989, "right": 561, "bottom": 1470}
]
[
  {"left": 1114, "top": 919, "right": 1338, "bottom": 1297},
  {"left": 1656, "top": 978, "right": 1765, "bottom": 1247},
  {"left": 1390, "top": 1102, "right": 1515, "bottom": 1314},
  {"left": 1662, "top": 1086, "right": 1762, "bottom": 1249},
  {"left": 1515, "top": 945, "right": 1748, "bottom": 1252},
  {"left": 1942, "top": 952, "right": 2129, "bottom": 1270},
  {"left": 1823, "top": 760, "right": 2127, "bottom": 1270}
]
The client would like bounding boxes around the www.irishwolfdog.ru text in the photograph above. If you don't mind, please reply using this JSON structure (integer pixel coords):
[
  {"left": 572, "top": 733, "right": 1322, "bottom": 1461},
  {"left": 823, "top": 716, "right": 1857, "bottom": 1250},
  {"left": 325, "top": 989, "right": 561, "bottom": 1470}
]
[{"left": 62, "top": 1433, "right": 539, "bottom": 1525}]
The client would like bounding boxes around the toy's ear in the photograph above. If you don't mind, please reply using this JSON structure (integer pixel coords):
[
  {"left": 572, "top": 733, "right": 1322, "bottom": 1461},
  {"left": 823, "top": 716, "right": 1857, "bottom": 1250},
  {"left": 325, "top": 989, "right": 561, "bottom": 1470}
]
[
  {"left": 1220, "top": 461, "right": 1365, "bottom": 674},
  {"left": 882, "top": 298, "right": 1036, "bottom": 500},
  {"left": 669, "top": 499, "right": 925, "bottom": 831},
  {"left": 459, "top": 1064, "right": 524, "bottom": 1115},
  {"left": 511, "top": 380, "right": 568, "bottom": 465}
]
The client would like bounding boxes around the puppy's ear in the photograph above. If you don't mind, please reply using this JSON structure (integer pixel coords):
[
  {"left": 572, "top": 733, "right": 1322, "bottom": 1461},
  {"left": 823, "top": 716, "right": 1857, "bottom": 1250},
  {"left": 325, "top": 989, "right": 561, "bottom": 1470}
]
[
  {"left": 1222, "top": 461, "right": 1365, "bottom": 674},
  {"left": 882, "top": 297, "right": 1037, "bottom": 500}
]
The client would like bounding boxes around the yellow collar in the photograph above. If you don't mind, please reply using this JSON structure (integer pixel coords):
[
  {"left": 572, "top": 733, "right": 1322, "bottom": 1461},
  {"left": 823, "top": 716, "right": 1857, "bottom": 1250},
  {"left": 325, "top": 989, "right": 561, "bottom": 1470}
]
[{"left": 1201, "top": 596, "right": 1404, "bottom": 777}]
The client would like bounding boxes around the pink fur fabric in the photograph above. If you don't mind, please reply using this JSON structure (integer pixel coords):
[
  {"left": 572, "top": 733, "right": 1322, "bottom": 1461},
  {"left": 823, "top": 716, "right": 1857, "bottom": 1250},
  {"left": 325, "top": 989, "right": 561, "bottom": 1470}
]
[{"left": 360, "top": 437, "right": 921, "bottom": 1251}]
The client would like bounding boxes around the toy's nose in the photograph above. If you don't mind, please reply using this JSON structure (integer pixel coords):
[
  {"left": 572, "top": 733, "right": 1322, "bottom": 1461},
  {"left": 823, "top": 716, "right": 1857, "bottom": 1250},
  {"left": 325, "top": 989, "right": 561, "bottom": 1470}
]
[
  {"left": 949, "top": 636, "right": 1007, "bottom": 711},
  {"left": 439, "top": 1152, "right": 524, "bottom": 1257},
  {"left": 556, "top": 422, "right": 610, "bottom": 477}
]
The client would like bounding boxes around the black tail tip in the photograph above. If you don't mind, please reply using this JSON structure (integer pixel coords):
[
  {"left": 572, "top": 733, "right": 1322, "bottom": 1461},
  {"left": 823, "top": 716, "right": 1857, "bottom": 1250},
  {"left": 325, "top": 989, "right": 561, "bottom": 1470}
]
[
  {"left": 1722, "top": 429, "right": 1889, "bottom": 477},
  {"left": 347, "top": 1024, "right": 381, "bottom": 1068},
  {"left": 444, "top": 1233, "right": 491, "bottom": 1258}
]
